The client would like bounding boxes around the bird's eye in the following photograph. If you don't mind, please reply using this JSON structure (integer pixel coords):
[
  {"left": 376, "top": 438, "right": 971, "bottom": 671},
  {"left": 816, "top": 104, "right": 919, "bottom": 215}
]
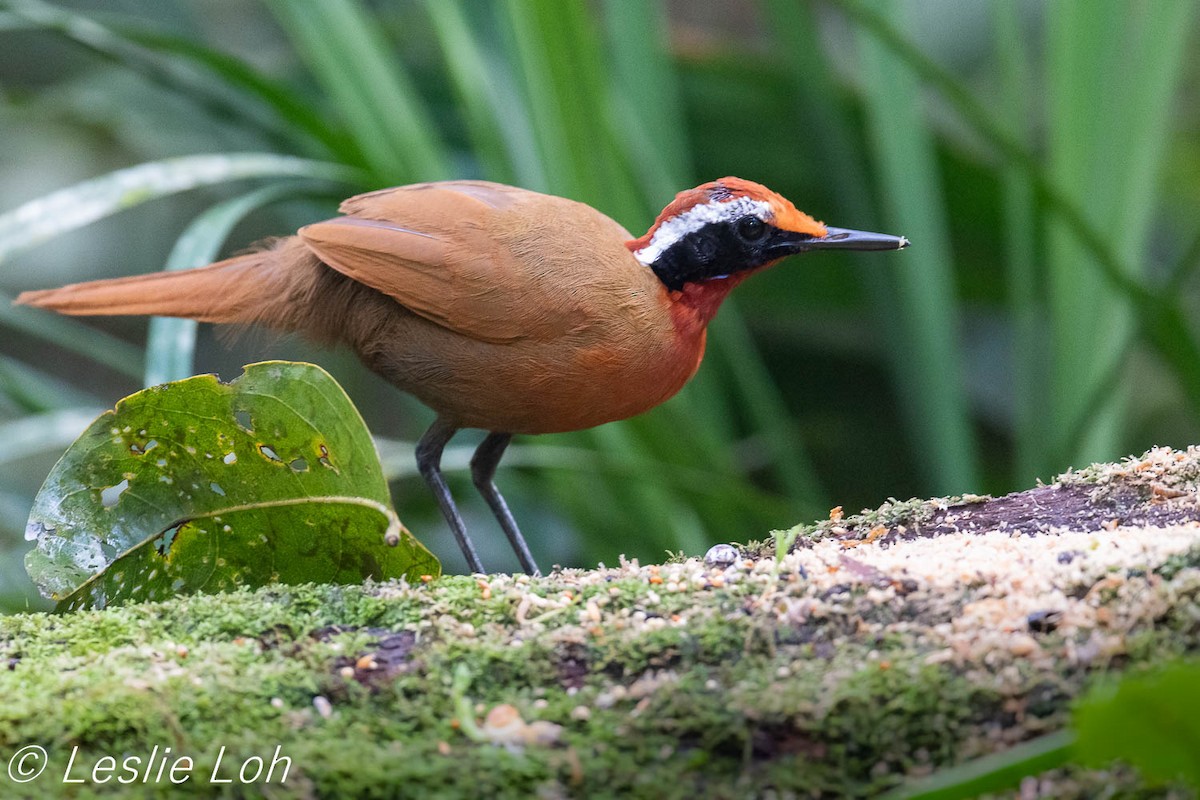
[{"left": 737, "top": 216, "right": 767, "bottom": 241}]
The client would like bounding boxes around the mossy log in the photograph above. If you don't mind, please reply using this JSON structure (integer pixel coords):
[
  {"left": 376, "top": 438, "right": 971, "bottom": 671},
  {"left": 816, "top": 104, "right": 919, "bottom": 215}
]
[{"left": 3, "top": 447, "right": 1200, "bottom": 798}]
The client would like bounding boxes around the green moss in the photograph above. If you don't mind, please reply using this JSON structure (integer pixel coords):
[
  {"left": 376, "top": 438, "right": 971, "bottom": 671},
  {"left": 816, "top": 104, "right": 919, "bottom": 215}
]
[
  {"left": 0, "top": 561, "right": 1188, "bottom": 798},
  {"left": 1057, "top": 445, "right": 1200, "bottom": 494},
  {"left": 4, "top": 450, "right": 1200, "bottom": 796},
  {"left": 1154, "top": 545, "right": 1200, "bottom": 581}
]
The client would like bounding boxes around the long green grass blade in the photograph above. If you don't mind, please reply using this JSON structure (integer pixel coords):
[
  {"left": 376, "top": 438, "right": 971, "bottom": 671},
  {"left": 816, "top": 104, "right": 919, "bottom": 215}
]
[
  {"left": 1060, "top": 233, "right": 1200, "bottom": 464},
  {"left": 2, "top": 0, "right": 332, "bottom": 157},
  {"left": 833, "top": 0, "right": 1200, "bottom": 460},
  {"left": 592, "top": 423, "right": 710, "bottom": 555},
  {"left": 0, "top": 301, "right": 144, "bottom": 379},
  {"left": 761, "top": 0, "right": 875, "bottom": 221},
  {"left": 592, "top": 0, "right": 723, "bottom": 469},
  {"left": 884, "top": 730, "right": 1075, "bottom": 800},
  {"left": 266, "top": 0, "right": 450, "bottom": 183},
  {"left": 115, "top": 28, "right": 361, "bottom": 165},
  {"left": 493, "top": 0, "right": 704, "bottom": 553},
  {"left": 0, "top": 492, "right": 33, "bottom": 531},
  {"left": 1045, "top": 0, "right": 1195, "bottom": 463},
  {"left": 853, "top": 0, "right": 980, "bottom": 493},
  {"left": 422, "top": 1, "right": 517, "bottom": 184},
  {"left": 375, "top": 439, "right": 788, "bottom": 516},
  {"left": 499, "top": 0, "right": 586, "bottom": 200},
  {"left": 1165, "top": 228, "right": 1200, "bottom": 294},
  {"left": 711, "top": 305, "right": 826, "bottom": 508},
  {"left": 0, "top": 355, "right": 100, "bottom": 414},
  {"left": 0, "top": 408, "right": 102, "bottom": 465},
  {"left": 1043, "top": 2, "right": 1124, "bottom": 458},
  {"left": 0, "top": 10, "right": 27, "bottom": 30},
  {"left": 0, "top": 153, "right": 358, "bottom": 264},
  {"left": 500, "top": 0, "right": 642, "bottom": 219},
  {"left": 992, "top": 2, "right": 1044, "bottom": 483},
  {"left": 763, "top": 0, "right": 926, "bottom": 504},
  {"left": 0, "top": 154, "right": 355, "bottom": 377},
  {"left": 430, "top": 3, "right": 550, "bottom": 188},
  {"left": 599, "top": 0, "right": 691, "bottom": 206},
  {"left": 598, "top": 1, "right": 824, "bottom": 512},
  {"left": 144, "top": 182, "right": 303, "bottom": 387}
]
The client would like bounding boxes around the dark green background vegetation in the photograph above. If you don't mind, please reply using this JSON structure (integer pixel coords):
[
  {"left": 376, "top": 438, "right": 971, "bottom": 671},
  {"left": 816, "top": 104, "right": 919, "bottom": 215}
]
[{"left": 1, "top": 0, "right": 1198, "bottom": 610}]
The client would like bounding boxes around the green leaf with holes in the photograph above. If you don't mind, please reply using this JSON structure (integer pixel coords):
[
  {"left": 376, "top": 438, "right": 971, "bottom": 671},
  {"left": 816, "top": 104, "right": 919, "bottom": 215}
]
[{"left": 24, "top": 361, "right": 439, "bottom": 610}]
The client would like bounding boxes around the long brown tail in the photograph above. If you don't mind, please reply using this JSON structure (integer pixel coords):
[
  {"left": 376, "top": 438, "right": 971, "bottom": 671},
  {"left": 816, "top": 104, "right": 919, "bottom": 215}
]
[{"left": 15, "top": 240, "right": 302, "bottom": 325}]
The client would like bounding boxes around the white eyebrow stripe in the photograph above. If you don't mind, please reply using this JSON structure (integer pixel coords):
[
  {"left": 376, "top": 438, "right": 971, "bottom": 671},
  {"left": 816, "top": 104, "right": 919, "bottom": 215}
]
[{"left": 634, "top": 197, "right": 771, "bottom": 266}]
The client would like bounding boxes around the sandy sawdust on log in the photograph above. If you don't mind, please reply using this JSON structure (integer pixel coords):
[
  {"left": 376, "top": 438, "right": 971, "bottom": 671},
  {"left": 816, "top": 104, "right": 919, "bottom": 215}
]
[{"left": 792, "top": 446, "right": 1200, "bottom": 548}]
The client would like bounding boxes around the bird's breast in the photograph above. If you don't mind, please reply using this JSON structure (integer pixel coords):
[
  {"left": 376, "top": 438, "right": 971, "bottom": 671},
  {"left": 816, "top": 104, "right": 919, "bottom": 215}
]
[
  {"left": 471, "top": 283, "right": 707, "bottom": 434},
  {"left": 362, "top": 272, "right": 708, "bottom": 435}
]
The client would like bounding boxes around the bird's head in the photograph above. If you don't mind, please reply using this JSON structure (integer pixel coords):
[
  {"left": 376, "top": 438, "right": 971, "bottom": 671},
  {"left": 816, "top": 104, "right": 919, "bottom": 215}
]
[{"left": 629, "top": 177, "right": 907, "bottom": 321}]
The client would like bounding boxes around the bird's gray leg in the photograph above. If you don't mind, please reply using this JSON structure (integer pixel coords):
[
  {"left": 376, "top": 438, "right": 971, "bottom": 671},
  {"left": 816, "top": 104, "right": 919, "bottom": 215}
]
[
  {"left": 415, "top": 417, "right": 485, "bottom": 574},
  {"left": 471, "top": 432, "right": 541, "bottom": 576}
]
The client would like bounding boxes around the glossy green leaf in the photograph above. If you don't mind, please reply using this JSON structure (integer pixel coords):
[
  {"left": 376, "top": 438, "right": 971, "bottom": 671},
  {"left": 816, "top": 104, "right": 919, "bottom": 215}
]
[{"left": 25, "top": 361, "right": 438, "bottom": 611}]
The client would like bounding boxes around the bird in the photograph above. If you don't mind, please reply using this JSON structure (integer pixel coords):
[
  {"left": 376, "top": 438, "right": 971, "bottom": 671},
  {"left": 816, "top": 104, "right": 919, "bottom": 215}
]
[{"left": 16, "top": 177, "right": 908, "bottom": 576}]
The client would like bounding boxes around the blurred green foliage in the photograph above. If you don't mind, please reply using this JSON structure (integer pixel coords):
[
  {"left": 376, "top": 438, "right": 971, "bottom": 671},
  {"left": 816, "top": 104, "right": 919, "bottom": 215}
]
[
  {"left": 1, "top": 0, "right": 1198, "bottom": 609},
  {"left": 887, "top": 658, "right": 1200, "bottom": 798}
]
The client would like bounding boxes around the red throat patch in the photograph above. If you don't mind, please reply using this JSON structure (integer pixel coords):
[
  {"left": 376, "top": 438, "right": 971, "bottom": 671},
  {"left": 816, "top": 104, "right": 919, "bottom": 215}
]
[{"left": 668, "top": 272, "right": 750, "bottom": 335}]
